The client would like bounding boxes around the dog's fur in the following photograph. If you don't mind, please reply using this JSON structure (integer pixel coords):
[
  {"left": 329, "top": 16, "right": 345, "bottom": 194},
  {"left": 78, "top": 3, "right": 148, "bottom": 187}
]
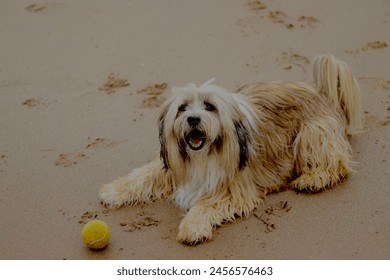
[{"left": 99, "top": 55, "right": 364, "bottom": 244}]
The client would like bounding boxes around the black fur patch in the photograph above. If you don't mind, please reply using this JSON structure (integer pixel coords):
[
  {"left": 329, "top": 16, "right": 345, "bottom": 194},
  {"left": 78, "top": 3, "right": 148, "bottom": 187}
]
[
  {"left": 213, "top": 136, "right": 223, "bottom": 152},
  {"left": 159, "top": 119, "right": 170, "bottom": 170},
  {"left": 234, "top": 121, "right": 250, "bottom": 170}
]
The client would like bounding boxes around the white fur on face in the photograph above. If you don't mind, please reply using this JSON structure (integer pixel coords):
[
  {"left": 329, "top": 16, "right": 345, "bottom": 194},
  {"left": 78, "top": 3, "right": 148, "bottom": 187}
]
[
  {"left": 157, "top": 84, "right": 259, "bottom": 209},
  {"left": 173, "top": 95, "right": 221, "bottom": 153}
]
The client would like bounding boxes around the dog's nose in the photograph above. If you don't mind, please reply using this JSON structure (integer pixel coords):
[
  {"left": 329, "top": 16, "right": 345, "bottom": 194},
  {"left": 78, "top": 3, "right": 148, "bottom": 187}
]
[{"left": 187, "top": 116, "right": 200, "bottom": 127}]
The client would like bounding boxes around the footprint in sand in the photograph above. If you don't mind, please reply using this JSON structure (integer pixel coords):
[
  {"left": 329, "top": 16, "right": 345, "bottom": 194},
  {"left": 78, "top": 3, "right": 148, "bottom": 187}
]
[
  {"left": 137, "top": 83, "right": 168, "bottom": 108},
  {"left": 253, "top": 200, "right": 291, "bottom": 233},
  {"left": 99, "top": 73, "right": 130, "bottom": 94},
  {"left": 26, "top": 3, "right": 65, "bottom": 13},
  {"left": 54, "top": 137, "right": 123, "bottom": 167},
  {"left": 245, "top": 1, "right": 319, "bottom": 30},
  {"left": 54, "top": 152, "right": 87, "bottom": 167},
  {"left": 278, "top": 50, "right": 310, "bottom": 72},
  {"left": 119, "top": 211, "right": 160, "bottom": 232}
]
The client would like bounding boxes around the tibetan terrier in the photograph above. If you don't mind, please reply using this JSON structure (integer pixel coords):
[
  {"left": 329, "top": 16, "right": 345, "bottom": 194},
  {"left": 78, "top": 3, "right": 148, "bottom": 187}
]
[{"left": 100, "top": 55, "right": 364, "bottom": 244}]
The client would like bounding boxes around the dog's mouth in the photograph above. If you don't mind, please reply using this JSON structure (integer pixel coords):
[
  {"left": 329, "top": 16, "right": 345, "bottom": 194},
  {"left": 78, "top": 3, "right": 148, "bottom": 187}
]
[{"left": 185, "top": 130, "right": 206, "bottom": 151}]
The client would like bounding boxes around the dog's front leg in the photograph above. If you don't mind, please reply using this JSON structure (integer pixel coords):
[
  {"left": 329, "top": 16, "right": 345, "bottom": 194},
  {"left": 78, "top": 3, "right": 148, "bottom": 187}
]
[
  {"left": 177, "top": 195, "right": 255, "bottom": 245},
  {"left": 176, "top": 202, "right": 218, "bottom": 245},
  {"left": 99, "top": 159, "right": 172, "bottom": 209}
]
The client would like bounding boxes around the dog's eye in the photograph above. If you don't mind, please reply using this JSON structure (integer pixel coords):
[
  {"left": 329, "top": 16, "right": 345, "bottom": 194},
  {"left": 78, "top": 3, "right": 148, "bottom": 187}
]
[
  {"left": 204, "top": 102, "right": 216, "bottom": 112},
  {"left": 178, "top": 104, "right": 187, "bottom": 112}
]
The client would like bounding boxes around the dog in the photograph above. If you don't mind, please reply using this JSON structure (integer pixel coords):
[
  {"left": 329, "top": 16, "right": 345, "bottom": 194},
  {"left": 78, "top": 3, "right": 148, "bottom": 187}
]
[{"left": 99, "top": 55, "right": 364, "bottom": 245}]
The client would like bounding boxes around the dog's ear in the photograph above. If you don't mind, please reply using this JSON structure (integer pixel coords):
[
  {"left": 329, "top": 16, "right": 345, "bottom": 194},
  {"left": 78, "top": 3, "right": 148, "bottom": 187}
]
[
  {"left": 158, "top": 102, "right": 170, "bottom": 170},
  {"left": 158, "top": 119, "right": 169, "bottom": 170},
  {"left": 234, "top": 120, "right": 250, "bottom": 170}
]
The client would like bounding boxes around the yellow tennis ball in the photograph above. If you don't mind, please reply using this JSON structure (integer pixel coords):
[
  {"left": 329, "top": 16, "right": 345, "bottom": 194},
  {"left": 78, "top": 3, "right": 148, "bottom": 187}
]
[{"left": 81, "top": 219, "right": 111, "bottom": 250}]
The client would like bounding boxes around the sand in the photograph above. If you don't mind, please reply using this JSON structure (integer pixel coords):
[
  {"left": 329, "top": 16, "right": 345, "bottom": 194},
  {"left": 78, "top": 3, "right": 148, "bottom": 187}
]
[{"left": 0, "top": 0, "right": 389, "bottom": 260}]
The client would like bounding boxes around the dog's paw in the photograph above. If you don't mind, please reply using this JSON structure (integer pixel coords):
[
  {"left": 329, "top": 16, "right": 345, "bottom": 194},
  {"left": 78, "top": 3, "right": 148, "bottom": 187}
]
[
  {"left": 99, "top": 181, "right": 127, "bottom": 209},
  {"left": 177, "top": 219, "right": 213, "bottom": 245},
  {"left": 291, "top": 172, "right": 329, "bottom": 193}
]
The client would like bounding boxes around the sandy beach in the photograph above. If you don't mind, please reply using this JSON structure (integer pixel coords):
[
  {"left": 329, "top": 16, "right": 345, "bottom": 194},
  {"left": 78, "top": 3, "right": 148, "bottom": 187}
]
[{"left": 0, "top": 0, "right": 389, "bottom": 260}]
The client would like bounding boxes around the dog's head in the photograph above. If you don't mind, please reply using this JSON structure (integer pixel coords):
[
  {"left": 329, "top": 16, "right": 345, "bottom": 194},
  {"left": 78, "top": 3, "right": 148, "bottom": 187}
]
[{"left": 158, "top": 82, "right": 257, "bottom": 176}]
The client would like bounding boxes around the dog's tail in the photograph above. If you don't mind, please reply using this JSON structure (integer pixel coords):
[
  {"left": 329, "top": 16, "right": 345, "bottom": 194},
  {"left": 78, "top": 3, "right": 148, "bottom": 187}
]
[{"left": 313, "top": 55, "right": 364, "bottom": 135}]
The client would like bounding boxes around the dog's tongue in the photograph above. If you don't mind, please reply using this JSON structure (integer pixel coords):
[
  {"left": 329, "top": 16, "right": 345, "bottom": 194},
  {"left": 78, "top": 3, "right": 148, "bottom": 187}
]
[{"left": 189, "top": 136, "right": 203, "bottom": 148}]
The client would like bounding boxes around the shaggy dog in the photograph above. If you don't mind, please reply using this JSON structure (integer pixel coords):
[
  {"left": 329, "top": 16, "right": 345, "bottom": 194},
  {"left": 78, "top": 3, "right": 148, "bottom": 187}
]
[{"left": 100, "top": 55, "right": 364, "bottom": 244}]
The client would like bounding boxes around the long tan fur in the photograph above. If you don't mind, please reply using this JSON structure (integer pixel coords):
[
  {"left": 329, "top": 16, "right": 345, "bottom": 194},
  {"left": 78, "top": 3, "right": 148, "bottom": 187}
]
[
  {"left": 100, "top": 55, "right": 364, "bottom": 245},
  {"left": 313, "top": 55, "right": 364, "bottom": 135}
]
